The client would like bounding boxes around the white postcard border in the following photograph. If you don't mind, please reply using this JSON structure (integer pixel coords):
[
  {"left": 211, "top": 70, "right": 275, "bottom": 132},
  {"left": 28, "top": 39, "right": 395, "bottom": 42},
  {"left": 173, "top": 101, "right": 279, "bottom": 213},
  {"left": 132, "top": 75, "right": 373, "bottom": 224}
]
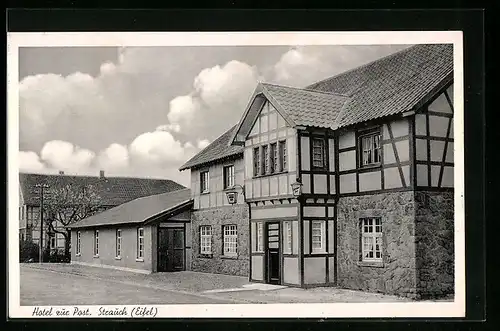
[{"left": 7, "top": 31, "right": 465, "bottom": 318}]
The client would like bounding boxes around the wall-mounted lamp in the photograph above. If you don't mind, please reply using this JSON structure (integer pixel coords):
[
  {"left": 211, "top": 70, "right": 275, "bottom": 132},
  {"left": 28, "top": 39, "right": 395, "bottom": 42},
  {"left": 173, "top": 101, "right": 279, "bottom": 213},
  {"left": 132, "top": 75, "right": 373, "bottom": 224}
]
[
  {"left": 225, "top": 184, "right": 245, "bottom": 205},
  {"left": 291, "top": 180, "right": 303, "bottom": 197}
]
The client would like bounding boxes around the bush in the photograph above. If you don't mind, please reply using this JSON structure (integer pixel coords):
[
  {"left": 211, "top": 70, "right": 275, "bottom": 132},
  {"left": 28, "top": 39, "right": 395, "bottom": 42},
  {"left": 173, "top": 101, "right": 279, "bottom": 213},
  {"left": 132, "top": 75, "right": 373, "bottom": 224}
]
[
  {"left": 47, "top": 249, "right": 70, "bottom": 263},
  {"left": 19, "top": 240, "right": 40, "bottom": 263}
]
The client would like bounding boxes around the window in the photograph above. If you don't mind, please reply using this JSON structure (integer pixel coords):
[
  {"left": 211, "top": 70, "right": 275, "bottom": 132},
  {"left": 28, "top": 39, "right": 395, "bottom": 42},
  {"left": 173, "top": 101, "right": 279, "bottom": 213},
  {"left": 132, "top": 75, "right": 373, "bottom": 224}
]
[
  {"left": 311, "top": 221, "right": 326, "bottom": 253},
  {"left": 262, "top": 145, "right": 269, "bottom": 175},
  {"left": 283, "top": 221, "right": 292, "bottom": 254},
  {"left": 200, "top": 226, "right": 212, "bottom": 254},
  {"left": 279, "top": 140, "right": 287, "bottom": 172},
  {"left": 116, "top": 229, "right": 122, "bottom": 258},
  {"left": 223, "top": 225, "right": 238, "bottom": 256},
  {"left": 50, "top": 234, "right": 56, "bottom": 249},
  {"left": 312, "top": 138, "right": 326, "bottom": 169},
  {"left": 93, "top": 230, "right": 99, "bottom": 256},
  {"left": 200, "top": 171, "right": 209, "bottom": 193},
  {"left": 270, "top": 143, "right": 278, "bottom": 173},
  {"left": 360, "top": 132, "right": 381, "bottom": 166},
  {"left": 256, "top": 222, "right": 264, "bottom": 252},
  {"left": 253, "top": 147, "right": 261, "bottom": 176},
  {"left": 137, "top": 227, "right": 144, "bottom": 259},
  {"left": 223, "top": 165, "right": 235, "bottom": 189},
  {"left": 361, "top": 218, "right": 383, "bottom": 261},
  {"left": 76, "top": 231, "right": 81, "bottom": 255}
]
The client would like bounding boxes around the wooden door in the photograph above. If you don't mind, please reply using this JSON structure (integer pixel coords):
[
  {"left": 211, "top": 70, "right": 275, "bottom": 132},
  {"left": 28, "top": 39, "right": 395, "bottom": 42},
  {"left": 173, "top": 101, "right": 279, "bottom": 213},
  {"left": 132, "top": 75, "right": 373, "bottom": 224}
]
[
  {"left": 266, "top": 222, "right": 281, "bottom": 284},
  {"left": 158, "top": 227, "right": 185, "bottom": 272}
]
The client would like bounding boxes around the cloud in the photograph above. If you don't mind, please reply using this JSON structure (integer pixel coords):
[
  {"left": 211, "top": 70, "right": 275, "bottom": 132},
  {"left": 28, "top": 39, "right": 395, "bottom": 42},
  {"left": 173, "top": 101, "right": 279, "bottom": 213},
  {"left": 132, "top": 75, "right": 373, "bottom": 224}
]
[
  {"left": 97, "top": 143, "right": 129, "bottom": 170},
  {"left": 19, "top": 151, "right": 45, "bottom": 172},
  {"left": 40, "top": 140, "right": 95, "bottom": 171},
  {"left": 167, "top": 95, "right": 199, "bottom": 128},
  {"left": 165, "top": 60, "right": 258, "bottom": 139},
  {"left": 129, "top": 129, "right": 191, "bottom": 165}
]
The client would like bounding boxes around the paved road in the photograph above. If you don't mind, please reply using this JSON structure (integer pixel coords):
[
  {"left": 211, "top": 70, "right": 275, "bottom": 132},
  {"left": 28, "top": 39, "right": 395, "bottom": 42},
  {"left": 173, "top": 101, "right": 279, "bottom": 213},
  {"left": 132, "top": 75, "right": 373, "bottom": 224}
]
[{"left": 20, "top": 265, "right": 236, "bottom": 305}]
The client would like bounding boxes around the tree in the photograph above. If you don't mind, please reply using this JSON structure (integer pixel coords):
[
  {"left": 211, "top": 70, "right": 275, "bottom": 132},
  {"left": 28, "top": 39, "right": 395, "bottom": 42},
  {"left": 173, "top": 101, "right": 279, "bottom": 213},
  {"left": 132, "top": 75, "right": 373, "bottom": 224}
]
[{"left": 43, "top": 183, "right": 103, "bottom": 258}]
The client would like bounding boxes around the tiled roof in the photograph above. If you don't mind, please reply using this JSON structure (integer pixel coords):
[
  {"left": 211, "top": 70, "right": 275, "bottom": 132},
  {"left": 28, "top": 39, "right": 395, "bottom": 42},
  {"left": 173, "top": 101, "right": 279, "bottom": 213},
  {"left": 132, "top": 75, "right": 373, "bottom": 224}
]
[
  {"left": 69, "top": 188, "right": 192, "bottom": 228},
  {"left": 19, "top": 172, "right": 186, "bottom": 206},
  {"left": 261, "top": 83, "right": 349, "bottom": 129},
  {"left": 180, "top": 44, "right": 453, "bottom": 170},
  {"left": 179, "top": 125, "right": 244, "bottom": 171},
  {"left": 307, "top": 43, "right": 453, "bottom": 128}
]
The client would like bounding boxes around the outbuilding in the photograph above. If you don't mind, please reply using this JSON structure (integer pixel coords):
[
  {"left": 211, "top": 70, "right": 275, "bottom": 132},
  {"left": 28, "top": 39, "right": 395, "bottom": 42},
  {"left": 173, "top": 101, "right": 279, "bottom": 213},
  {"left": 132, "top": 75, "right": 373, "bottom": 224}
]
[{"left": 69, "top": 188, "right": 193, "bottom": 274}]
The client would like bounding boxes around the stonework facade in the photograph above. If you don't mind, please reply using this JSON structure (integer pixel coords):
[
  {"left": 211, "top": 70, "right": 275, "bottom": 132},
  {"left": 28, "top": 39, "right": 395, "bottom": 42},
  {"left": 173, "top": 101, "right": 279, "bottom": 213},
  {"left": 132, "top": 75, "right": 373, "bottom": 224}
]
[
  {"left": 337, "top": 191, "right": 418, "bottom": 298},
  {"left": 191, "top": 205, "right": 250, "bottom": 277},
  {"left": 336, "top": 190, "right": 454, "bottom": 299},
  {"left": 415, "top": 191, "right": 454, "bottom": 299}
]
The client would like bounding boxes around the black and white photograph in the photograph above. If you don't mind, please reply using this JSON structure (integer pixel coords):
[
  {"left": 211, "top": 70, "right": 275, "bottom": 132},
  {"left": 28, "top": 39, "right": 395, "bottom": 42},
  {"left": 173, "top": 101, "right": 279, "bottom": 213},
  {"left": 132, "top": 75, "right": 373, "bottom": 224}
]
[{"left": 7, "top": 31, "right": 465, "bottom": 318}]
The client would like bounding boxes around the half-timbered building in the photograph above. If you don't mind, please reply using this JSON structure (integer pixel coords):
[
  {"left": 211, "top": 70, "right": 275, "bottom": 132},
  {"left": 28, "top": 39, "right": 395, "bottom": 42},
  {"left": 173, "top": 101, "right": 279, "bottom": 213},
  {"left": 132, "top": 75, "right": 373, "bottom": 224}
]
[{"left": 180, "top": 43, "right": 455, "bottom": 298}]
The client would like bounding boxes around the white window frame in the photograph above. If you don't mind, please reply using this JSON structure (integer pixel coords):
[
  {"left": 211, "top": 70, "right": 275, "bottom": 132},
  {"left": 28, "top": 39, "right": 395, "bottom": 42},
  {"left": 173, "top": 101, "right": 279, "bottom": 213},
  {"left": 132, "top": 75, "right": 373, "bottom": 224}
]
[
  {"left": 361, "top": 217, "right": 383, "bottom": 262},
  {"left": 360, "top": 131, "right": 381, "bottom": 167},
  {"left": 116, "top": 229, "right": 122, "bottom": 259},
  {"left": 256, "top": 222, "right": 264, "bottom": 252},
  {"left": 311, "top": 221, "right": 326, "bottom": 253},
  {"left": 137, "top": 227, "right": 144, "bottom": 260},
  {"left": 200, "top": 225, "right": 212, "bottom": 255},
  {"left": 93, "top": 229, "right": 99, "bottom": 257},
  {"left": 283, "top": 221, "right": 292, "bottom": 254},
  {"left": 200, "top": 171, "right": 209, "bottom": 193},
  {"left": 76, "top": 231, "right": 81, "bottom": 256},
  {"left": 223, "top": 165, "right": 235, "bottom": 189},
  {"left": 223, "top": 225, "right": 238, "bottom": 257}
]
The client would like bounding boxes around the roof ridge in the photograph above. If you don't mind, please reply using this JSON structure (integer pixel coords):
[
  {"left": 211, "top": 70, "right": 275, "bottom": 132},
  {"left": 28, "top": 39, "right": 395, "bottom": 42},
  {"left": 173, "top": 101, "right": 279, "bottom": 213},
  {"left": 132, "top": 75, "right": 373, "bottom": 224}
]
[
  {"left": 19, "top": 172, "right": 177, "bottom": 181},
  {"left": 130, "top": 187, "right": 190, "bottom": 202},
  {"left": 306, "top": 44, "right": 418, "bottom": 90},
  {"left": 261, "top": 82, "right": 350, "bottom": 97}
]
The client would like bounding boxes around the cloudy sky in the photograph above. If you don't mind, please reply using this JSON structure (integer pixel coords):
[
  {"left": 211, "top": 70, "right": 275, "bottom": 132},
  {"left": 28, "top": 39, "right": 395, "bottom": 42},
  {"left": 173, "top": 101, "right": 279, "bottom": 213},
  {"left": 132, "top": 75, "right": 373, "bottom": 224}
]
[{"left": 18, "top": 44, "right": 410, "bottom": 186}]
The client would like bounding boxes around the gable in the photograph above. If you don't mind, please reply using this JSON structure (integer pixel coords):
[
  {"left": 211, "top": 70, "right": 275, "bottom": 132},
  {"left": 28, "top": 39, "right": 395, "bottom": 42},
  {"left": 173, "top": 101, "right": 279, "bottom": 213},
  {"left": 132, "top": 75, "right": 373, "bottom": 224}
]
[
  {"left": 428, "top": 83, "right": 454, "bottom": 113},
  {"left": 248, "top": 100, "right": 288, "bottom": 138}
]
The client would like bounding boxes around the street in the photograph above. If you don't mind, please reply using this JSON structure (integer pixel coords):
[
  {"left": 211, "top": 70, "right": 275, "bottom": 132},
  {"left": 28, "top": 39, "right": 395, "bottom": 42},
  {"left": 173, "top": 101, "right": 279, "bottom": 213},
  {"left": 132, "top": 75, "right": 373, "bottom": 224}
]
[
  {"left": 20, "top": 265, "right": 238, "bottom": 305},
  {"left": 19, "top": 263, "right": 425, "bottom": 305}
]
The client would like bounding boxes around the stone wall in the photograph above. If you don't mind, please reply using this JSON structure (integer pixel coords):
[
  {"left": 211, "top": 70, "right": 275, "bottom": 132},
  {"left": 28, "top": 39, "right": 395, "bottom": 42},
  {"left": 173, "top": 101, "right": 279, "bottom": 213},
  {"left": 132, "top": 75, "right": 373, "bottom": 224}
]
[
  {"left": 337, "top": 191, "right": 418, "bottom": 298},
  {"left": 191, "top": 205, "right": 250, "bottom": 277},
  {"left": 415, "top": 191, "right": 454, "bottom": 299}
]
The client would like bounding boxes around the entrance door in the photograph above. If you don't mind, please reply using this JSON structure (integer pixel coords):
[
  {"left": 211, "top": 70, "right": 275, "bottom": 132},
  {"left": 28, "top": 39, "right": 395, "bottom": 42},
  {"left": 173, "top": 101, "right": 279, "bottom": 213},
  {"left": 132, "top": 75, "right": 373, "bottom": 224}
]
[
  {"left": 266, "top": 222, "right": 281, "bottom": 284},
  {"left": 157, "top": 227, "right": 185, "bottom": 272}
]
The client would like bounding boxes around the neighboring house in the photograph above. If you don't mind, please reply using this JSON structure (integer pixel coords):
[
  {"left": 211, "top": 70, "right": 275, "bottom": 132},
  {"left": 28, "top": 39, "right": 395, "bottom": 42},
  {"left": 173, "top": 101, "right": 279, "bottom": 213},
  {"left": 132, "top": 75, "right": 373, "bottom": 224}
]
[
  {"left": 180, "top": 44, "right": 455, "bottom": 299},
  {"left": 179, "top": 127, "right": 247, "bottom": 276},
  {"left": 19, "top": 171, "right": 186, "bottom": 253},
  {"left": 68, "top": 188, "right": 192, "bottom": 274}
]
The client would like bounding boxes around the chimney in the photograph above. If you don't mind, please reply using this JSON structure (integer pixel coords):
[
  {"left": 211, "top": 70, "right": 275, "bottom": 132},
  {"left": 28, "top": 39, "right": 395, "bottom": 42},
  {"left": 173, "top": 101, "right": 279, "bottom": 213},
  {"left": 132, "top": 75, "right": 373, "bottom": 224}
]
[
  {"left": 99, "top": 170, "right": 105, "bottom": 179},
  {"left": 59, "top": 170, "right": 64, "bottom": 175}
]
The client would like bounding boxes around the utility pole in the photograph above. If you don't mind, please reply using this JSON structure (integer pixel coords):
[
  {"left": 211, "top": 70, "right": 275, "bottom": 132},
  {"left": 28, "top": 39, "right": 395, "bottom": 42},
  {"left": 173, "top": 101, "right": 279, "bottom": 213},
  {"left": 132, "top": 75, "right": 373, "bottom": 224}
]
[{"left": 35, "top": 183, "right": 49, "bottom": 263}]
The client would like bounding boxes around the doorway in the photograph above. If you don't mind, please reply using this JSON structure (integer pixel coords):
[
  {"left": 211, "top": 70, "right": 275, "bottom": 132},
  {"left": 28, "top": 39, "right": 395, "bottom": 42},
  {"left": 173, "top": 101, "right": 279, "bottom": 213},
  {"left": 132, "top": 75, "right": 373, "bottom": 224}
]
[
  {"left": 265, "top": 222, "right": 281, "bottom": 284},
  {"left": 157, "top": 227, "right": 185, "bottom": 272}
]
